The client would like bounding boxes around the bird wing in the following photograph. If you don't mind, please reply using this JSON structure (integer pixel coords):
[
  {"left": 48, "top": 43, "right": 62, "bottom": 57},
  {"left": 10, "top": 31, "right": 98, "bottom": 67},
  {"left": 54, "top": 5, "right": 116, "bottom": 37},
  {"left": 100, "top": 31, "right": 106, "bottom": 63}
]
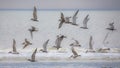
[
  {"left": 23, "top": 44, "right": 28, "bottom": 49},
  {"left": 13, "top": 39, "right": 17, "bottom": 52},
  {"left": 73, "top": 10, "right": 79, "bottom": 17},
  {"left": 33, "top": 6, "right": 37, "bottom": 20},
  {"left": 55, "top": 37, "right": 61, "bottom": 49},
  {"left": 83, "top": 14, "right": 89, "bottom": 27},
  {"left": 58, "top": 21, "right": 64, "bottom": 29},
  {"left": 61, "top": 12, "right": 64, "bottom": 20},
  {"left": 43, "top": 39, "right": 49, "bottom": 51},
  {"left": 89, "top": 36, "right": 93, "bottom": 49},
  {"left": 74, "top": 40, "right": 79, "bottom": 44},
  {"left": 71, "top": 47, "right": 78, "bottom": 56},
  {"left": 72, "top": 10, "right": 79, "bottom": 24},
  {"left": 58, "top": 12, "right": 65, "bottom": 29},
  {"left": 26, "top": 39, "right": 31, "bottom": 44},
  {"left": 31, "top": 48, "right": 37, "bottom": 60}
]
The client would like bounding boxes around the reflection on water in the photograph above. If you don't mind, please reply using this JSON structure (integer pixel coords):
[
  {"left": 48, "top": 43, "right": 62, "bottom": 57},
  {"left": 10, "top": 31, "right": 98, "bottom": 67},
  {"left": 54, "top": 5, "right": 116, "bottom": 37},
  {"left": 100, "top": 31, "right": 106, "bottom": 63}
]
[{"left": 0, "top": 62, "right": 120, "bottom": 68}]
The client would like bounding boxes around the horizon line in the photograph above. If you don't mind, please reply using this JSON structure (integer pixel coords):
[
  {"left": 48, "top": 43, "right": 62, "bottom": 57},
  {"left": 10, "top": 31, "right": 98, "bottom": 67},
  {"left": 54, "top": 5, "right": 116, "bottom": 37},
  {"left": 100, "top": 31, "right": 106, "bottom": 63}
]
[{"left": 0, "top": 9, "right": 120, "bottom": 11}]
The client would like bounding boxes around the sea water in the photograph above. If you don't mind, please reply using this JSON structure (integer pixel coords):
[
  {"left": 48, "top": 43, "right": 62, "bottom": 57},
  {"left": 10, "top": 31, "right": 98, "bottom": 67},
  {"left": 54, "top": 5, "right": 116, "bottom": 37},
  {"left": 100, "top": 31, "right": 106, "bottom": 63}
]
[
  {"left": 0, "top": 10, "right": 120, "bottom": 49},
  {"left": 0, "top": 62, "right": 120, "bottom": 68},
  {"left": 0, "top": 10, "right": 120, "bottom": 68}
]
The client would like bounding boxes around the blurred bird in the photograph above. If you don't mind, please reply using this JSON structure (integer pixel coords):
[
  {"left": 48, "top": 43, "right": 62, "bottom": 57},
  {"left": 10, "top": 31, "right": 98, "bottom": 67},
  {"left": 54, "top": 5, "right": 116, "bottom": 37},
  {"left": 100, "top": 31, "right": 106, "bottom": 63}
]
[
  {"left": 8, "top": 39, "right": 19, "bottom": 54},
  {"left": 89, "top": 36, "right": 93, "bottom": 50},
  {"left": 31, "top": 6, "right": 38, "bottom": 21},
  {"left": 86, "top": 36, "right": 95, "bottom": 53},
  {"left": 28, "top": 48, "right": 37, "bottom": 62},
  {"left": 71, "top": 10, "right": 79, "bottom": 26},
  {"left": 22, "top": 38, "right": 32, "bottom": 49},
  {"left": 40, "top": 39, "right": 49, "bottom": 53},
  {"left": 58, "top": 12, "right": 72, "bottom": 29},
  {"left": 58, "top": 12, "right": 65, "bottom": 29},
  {"left": 28, "top": 26, "right": 38, "bottom": 39},
  {"left": 70, "top": 39, "right": 81, "bottom": 47},
  {"left": 106, "top": 22, "right": 115, "bottom": 31},
  {"left": 70, "top": 47, "right": 80, "bottom": 58},
  {"left": 53, "top": 35, "right": 66, "bottom": 50},
  {"left": 80, "top": 14, "right": 89, "bottom": 29}
]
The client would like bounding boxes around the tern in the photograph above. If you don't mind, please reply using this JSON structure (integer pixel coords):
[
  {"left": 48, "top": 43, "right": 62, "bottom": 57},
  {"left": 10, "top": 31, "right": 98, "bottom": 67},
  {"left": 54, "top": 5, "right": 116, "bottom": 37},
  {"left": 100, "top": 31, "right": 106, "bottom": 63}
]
[
  {"left": 53, "top": 35, "right": 66, "bottom": 50},
  {"left": 31, "top": 6, "right": 38, "bottom": 21},
  {"left": 40, "top": 39, "right": 49, "bottom": 53},
  {"left": 28, "top": 26, "right": 38, "bottom": 39},
  {"left": 22, "top": 38, "right": 32, "bottom": 49},
  {"left": 70, "top": 47, "right": 80, "bottom": 58},
  {"left": 71, "top": 10, "right": 79, "bottom": 26},
  {"left": 80, "top": 14, "right": 89, "bottom": 29},
  {"left": 8, "top": 39, "right": 19, "bottom": 54},
  {"left": 28, "top": 48, "right": 37, "bottom": 62},
  {"left": 106, "top": 22, "right": 115, "bottom": 31}
]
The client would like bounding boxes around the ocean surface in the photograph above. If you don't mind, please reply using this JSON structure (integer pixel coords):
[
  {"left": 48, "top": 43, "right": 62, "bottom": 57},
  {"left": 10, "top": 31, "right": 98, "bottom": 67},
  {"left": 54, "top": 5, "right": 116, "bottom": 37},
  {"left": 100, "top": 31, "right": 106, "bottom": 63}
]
[
  {"left": 0, "top": 61, "right": 120, "bottom": 68},
  {"left": 0, "top": 10, "right": 120, "bottom": 68},
  {"left": 0, "top": 10, "right": 120, "bottom": 49}
]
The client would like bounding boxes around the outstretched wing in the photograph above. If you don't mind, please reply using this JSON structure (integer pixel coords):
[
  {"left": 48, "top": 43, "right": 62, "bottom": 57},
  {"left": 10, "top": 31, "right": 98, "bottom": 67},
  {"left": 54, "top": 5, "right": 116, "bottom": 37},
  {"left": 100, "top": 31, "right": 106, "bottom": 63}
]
[
  {"left": 72, "top": 10, "right": 79, "bottom": 24},
  {"left": 58, "top": 12, "right": 65, "bottom": 29},
  {"left": 43, "top": 39, "right": 49, "bottom": 51},
  {"left": 71, "top": 47, "right": 78, "bottom": 56},
  {"left": 74, "top": 40, "right": 79, "bottom": 44},
  {"left": 23, "top": 39, "right": 31, "bottom": 49},
  {"left": 58, "top": 21, "right": 64, "bottom": 29},
  {"left": 23, "top": 44, "right": 28, "bottom": 49},
  {"left": 73, "top": 10, "right": 79, "bottom": 17},
  {"left": 61, "top": 12, "right": 64, "bottom": 20},
  {"left": 83, "top": 14, "right": 89, "bottom": 27},
  {"left": 31, "top": 48, "right": 37, "bottom": 60},
  {"left": 26, "top": 39, "right": 31, "bottom": 44},
  {"left": 33, "top": 6, "right": 37, "bottom": 20},
  {"left": 89, "top": 36, "right": 93, "bottom": 50},
  {"left": 55, "top": 37, "right": 61, "bottom": 49},
  {"left": 13, "top": 39, "right": 17, "bottom": 52}
]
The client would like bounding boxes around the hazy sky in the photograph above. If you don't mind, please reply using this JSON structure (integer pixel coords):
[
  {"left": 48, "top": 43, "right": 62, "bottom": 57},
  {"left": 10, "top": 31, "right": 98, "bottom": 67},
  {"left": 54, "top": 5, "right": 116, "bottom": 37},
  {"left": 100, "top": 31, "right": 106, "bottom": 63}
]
[{"left": 0, "top": 0, "right": 120, "bottom": 9}]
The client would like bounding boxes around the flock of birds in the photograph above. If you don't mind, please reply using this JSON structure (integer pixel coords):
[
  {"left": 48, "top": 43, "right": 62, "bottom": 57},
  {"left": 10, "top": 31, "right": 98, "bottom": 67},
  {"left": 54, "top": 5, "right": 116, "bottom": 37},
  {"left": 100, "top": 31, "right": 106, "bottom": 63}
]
[{"left": 7, "top": 6, "right": 116, "bottom": 62}]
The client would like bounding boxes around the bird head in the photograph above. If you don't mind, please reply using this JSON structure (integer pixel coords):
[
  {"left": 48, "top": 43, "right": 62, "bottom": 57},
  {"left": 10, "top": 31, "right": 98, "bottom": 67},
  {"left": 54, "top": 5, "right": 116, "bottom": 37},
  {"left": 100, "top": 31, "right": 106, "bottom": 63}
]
[{"left": 61, "top": 35, "right": 67, "bottom": 38}]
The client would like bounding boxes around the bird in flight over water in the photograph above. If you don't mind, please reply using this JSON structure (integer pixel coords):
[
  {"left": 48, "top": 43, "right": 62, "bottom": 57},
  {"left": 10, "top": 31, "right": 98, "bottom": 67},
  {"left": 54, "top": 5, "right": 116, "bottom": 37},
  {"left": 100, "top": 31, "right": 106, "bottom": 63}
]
[
  {"left": 70, "top": 46, "right": 80, "bottom": 58},
  {"left": 53, "top": 35, "right": 66, "bottom": 50},
  {"left": 71, "top": 10, "right": 79, "bottom": 26},
  {"left": 106, "top": 22, "right": 115, "bottom": 31},
  {"left": 31, "top": 6, "right": 39, "bottom": 21},
  {"left": 28, "top": 48, "right": 37, "bottom": 62},
  {"left": 22, "top": 38, "right": 32, "bottom": 49},
  {"left": 40, "top": 39, "right": 49, "bottom": 53},
  {"left": 8, "top": 39, "right": 19, "bottom": 54},
  {"left": 28, "top": 26, "right": 38, "bottom": 39},
  {"left": 58, "top": 12, "right": 65, "bottom": 29},
  {"left": 80, "top": 14, "right": 89, "bottom": 29}
]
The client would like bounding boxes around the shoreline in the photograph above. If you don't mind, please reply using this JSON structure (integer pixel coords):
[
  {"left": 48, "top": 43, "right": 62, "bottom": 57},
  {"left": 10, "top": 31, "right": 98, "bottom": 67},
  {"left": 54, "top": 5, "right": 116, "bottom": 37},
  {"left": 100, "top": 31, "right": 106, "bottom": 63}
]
[{"left": 0, "top": 57, "right": 120, "bottom": 63}]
